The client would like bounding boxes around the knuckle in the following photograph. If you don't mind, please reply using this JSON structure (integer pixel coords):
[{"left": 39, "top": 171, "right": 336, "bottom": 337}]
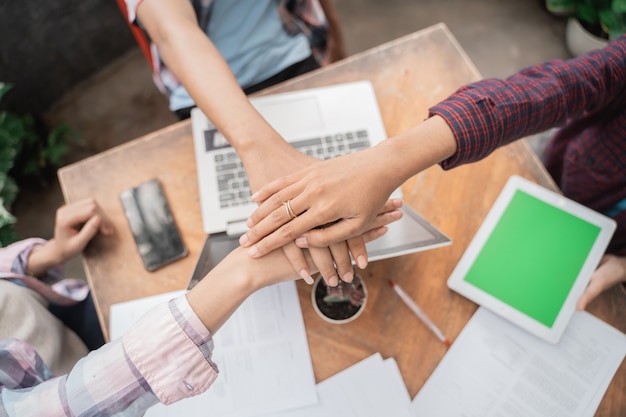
[
  {"left": 268, "top": 193, "right": 284, "bottom": 207},
  {"left": 348, "top": 237, "right": 365, "bottom": 251},
  {"left": 245, "top": 227, "right": 259, "bottom": 241},
  {"left": 320, "top": 267, "right": 336, "bottom": 281},
  {"left": 86, "top": 199, "right": 97, "bottom": 213},
  {"left": 289, "top": 255, "right": 306, "bottom": 271},
  {"left": 270, "top": 208, "right": 284, "bottom": 223},
  {"left": 336, "top": 256, "right": 351, "bottom": 271},
  {"left": 278, "top": 225, "right": 298, "bottom": 242}
]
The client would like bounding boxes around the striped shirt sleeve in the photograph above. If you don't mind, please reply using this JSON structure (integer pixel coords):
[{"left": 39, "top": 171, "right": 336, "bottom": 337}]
[{"left": 0, "top": 295, "right": 218, "bottom": 416}]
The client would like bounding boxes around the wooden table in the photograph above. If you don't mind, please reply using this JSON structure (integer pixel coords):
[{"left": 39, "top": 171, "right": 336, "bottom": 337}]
[{"left": 58, "top": 23, "right": 624, "bottom": 415}]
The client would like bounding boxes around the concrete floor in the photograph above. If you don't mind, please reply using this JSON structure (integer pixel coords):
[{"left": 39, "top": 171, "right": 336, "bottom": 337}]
[{"left": 12, "top": 0, "right": 570, "bottom": 278}]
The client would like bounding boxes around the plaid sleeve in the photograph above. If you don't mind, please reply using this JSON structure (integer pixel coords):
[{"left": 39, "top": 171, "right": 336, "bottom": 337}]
[
  {"left": 0, "top": 238, "right": 88, "bottom": 305},
  {"left": 431, "top": 35, "right": 626, "bottom": 169},
  {"left": 0, "top": 295, "right": 218, "bottom": 415},
  {"left": 0, "top": 238, "right": 47, "bottom": 276},
  {"left": 123, "top": 295, "right": 218, "bottom": 405},
  {"left": 0, "top": 337, "right": 157, "bottom": 416}
]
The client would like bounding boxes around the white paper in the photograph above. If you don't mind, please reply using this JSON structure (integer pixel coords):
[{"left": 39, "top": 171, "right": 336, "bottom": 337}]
[
  {"left": 268, "top": 353, "right": 412, "bottom": 417},
  {"left": 109, "top": 290, "right": 186, "bottom": 340},
  {"left": 110, "top": 282, "right": 318, "bottom": 417},
  {"left": 410, "top": 307, "right": 626, "bottom": 417}
]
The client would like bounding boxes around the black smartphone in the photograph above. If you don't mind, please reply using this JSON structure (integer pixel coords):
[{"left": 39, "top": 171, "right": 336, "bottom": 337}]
[{"left": 120, "top": 179, "right": 188, "bottom": 271}]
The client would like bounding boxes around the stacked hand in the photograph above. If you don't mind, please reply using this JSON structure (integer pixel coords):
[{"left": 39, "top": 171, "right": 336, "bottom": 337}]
[
  {"left": 239, "top": 139, "right": 626, "bottom": 309},
  {"left": 240, "top": 147, "right": 402, "bottom": 258},
  {"left": 239, "top": 141, "right": 402, "bottom": 286}
]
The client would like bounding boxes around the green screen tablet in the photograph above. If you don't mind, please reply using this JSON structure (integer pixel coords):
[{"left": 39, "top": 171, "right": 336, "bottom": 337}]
[{"left": 448, "top": 176, "right": 616, "bottom": 344}]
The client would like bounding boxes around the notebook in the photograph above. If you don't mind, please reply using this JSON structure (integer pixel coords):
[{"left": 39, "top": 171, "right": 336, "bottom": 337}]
[
  {"left": 447, "top": 175, "right": 617, "bottom": 344},
  {"left": 189, "top": 81, "right": 451, "bottom": 288}
]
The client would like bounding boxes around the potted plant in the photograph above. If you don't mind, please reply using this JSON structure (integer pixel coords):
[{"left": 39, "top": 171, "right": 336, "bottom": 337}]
[
  {"left": 546, "top": 0, "right": 626, "bottom": 55},
  {"left": 0, "top": 82, "right": 74, "bottom": 246}
]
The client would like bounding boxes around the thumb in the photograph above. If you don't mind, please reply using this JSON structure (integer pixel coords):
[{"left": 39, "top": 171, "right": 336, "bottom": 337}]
[
  {"left": 70, "top": 215, "right": 102, "bottom": 253},
  {"left": 577, "top": 277, "right": 605, "bottom": 310},
  {"left": 576, "top": 256, "right": 622, "bottom": 310}
]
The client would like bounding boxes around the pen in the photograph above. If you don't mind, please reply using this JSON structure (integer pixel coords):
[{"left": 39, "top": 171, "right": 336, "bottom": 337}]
[{"left": 388, "top": 280, "right": 451, "bottom": 347}]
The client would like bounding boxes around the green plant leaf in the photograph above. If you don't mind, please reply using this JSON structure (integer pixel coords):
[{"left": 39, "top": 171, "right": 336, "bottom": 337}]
[
  {"left": 0, "top": 224, "right": 19, "bottom": 247},
  {"left": 0, "top": 197, "right": 16, "bottom": 229},
  {"left": 614, "top": 0, "right": 626, "bottom": 13},
  {"left": 0, "top": 83, "right": 12, "bottom": 102},
  {"left": 0, "top": 144, "right": 19, "bottom": 175},
  {"left": 599, "top": 7, "right": 626, "bottom": 37},
  {"left": 0, "top": 112, "right": 26, "bottom": 174},
  {"left": 42, "top": 123, "right": 73, "bottom": 167},
  {"left": 0, "top": 112, "right": 27, "bottom": 148},
  {"left": 578, "top": 1, "right": 600, "bottom": 24},
  {"left": 0, "top": 173, "right": 18, "bottom": 209}
]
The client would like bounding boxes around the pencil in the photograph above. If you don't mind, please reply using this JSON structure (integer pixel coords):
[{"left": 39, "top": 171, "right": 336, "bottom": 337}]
[{"left": 389, "top": 280, "right": 451, "bottom": 347}]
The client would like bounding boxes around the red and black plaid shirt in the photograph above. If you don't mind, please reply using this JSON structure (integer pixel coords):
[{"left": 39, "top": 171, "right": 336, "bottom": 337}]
[{"left": 431, "top": 35, "right": 626, "bottom": 255}]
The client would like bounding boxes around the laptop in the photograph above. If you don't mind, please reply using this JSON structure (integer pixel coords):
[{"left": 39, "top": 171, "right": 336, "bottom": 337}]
[{"left": 188, "top": 81, "right": 451, "bottom": 288}]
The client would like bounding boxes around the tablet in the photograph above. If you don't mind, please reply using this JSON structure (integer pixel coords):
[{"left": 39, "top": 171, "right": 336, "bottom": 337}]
[{"left": 447, "top": 175, "right": 616, "bottom": 344}]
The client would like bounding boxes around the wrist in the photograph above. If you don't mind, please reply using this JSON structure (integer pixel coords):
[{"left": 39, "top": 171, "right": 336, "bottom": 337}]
[
  {"left": 379, "top": 115, "right": 457, "bottom": 181},
  {"left": 27, "top": 241, "right": 63, "bottom": 277},
  {"left": 234, "top": 128, "right": 290, "bottom": 162},
  {"left": 186, "top": 248, "right": 258, "bottom": 334}
]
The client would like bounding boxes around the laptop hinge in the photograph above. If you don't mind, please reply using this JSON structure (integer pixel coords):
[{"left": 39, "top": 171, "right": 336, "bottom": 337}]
[{"left": 226, "top": 220, "right": 249, "bottom": 237}]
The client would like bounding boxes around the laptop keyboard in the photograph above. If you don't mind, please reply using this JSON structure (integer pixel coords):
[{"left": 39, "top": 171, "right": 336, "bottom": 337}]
[{"left": 213, "top": 129, "right": 371, "bottom": 208}]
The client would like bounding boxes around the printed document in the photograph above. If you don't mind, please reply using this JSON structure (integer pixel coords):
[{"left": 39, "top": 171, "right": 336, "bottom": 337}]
[
  {"left": 271, "top": 353, "right": 412, "bottom": 417},
  {"left": 410, "top": 307, "right": 625, "bottom": 417},
  {"left": 109, "top": 282, "right": 317, "bottom": 417}
]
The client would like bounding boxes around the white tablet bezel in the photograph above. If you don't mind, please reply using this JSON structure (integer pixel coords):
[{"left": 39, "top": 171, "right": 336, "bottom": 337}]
[{"left": 447, "top": 175, "right": 616, "bottom": 344}]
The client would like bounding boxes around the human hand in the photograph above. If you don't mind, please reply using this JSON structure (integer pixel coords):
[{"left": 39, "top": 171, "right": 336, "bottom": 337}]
[
  {"left": 245, "top": 223, "right": 395, "bottom": 291},
  {"left": 294, "top": 198, "right": 403, "bottom": 286},
  {"left": 241, "top": 141, "right": 394, "bottom": 285},
  {"left": 242, "top": 139, "right": 316, "bottom": 194},
  {"left": 240, "top": 147, "right": 402, "bottom": 259},
  {"left": 317, "top": 0, "right": 346, "bottom": 65},
  {"left": 28, "top": 198, "right": 113, "bottom": 276},
  {"left": 577, "top": 254, "right": 626, "bottom": 310},
  {"left": 279, "top": 222, "right": 394, "bottom": 287},
  {"left": 322, "top": 29, "right": 347, "bottom": 65},
  {"left": 187, "top": 224, "right": 390, "bottom": 334}
]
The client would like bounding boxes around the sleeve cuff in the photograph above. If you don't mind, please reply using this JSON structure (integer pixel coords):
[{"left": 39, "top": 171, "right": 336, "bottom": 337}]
[
  {"left": 122, "top": 294, "right": 219, "bottom": 405},
  {"left": 3, "top": 238, "right": 48, "bottom": 276},
  {"left": 429, "top": 92, "right": 499, "bottom": 170}
]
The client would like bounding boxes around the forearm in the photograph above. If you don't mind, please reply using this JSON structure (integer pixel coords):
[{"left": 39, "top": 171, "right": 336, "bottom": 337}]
[
  {"left": 0, "top": 238, "right": 63, "bottom": 280},
  {"left": 26, "top": 241, "right": 63, "bottom": 277},
  {"left": 136, "top": 0, "right": 287, "bottom": 155},
  {"left": 318, "top": 0, "right": 345, "bottom": 53},
  {"left": 432, "top": 35, "right": 626, "bottom": 169},
  {"left": 186, "top": 246, "right": 308, "bottom": 334},
  {"left": 186, "top": 248, "right": 253, "bottom": 335},
  {"left": 373, "top": 115, "right": 457, "bottom": 188},
  {"left": 0, "top": 297, "right": 209, "bottom": 414}
]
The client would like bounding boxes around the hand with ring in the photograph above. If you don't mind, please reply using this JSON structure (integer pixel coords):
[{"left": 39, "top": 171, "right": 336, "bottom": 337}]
[
  {"left": 237, "top": 140, "right": 400, "bottom": 287},
  {"left": 239, "top": 146, "right": 408, "bottom": 265}
]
